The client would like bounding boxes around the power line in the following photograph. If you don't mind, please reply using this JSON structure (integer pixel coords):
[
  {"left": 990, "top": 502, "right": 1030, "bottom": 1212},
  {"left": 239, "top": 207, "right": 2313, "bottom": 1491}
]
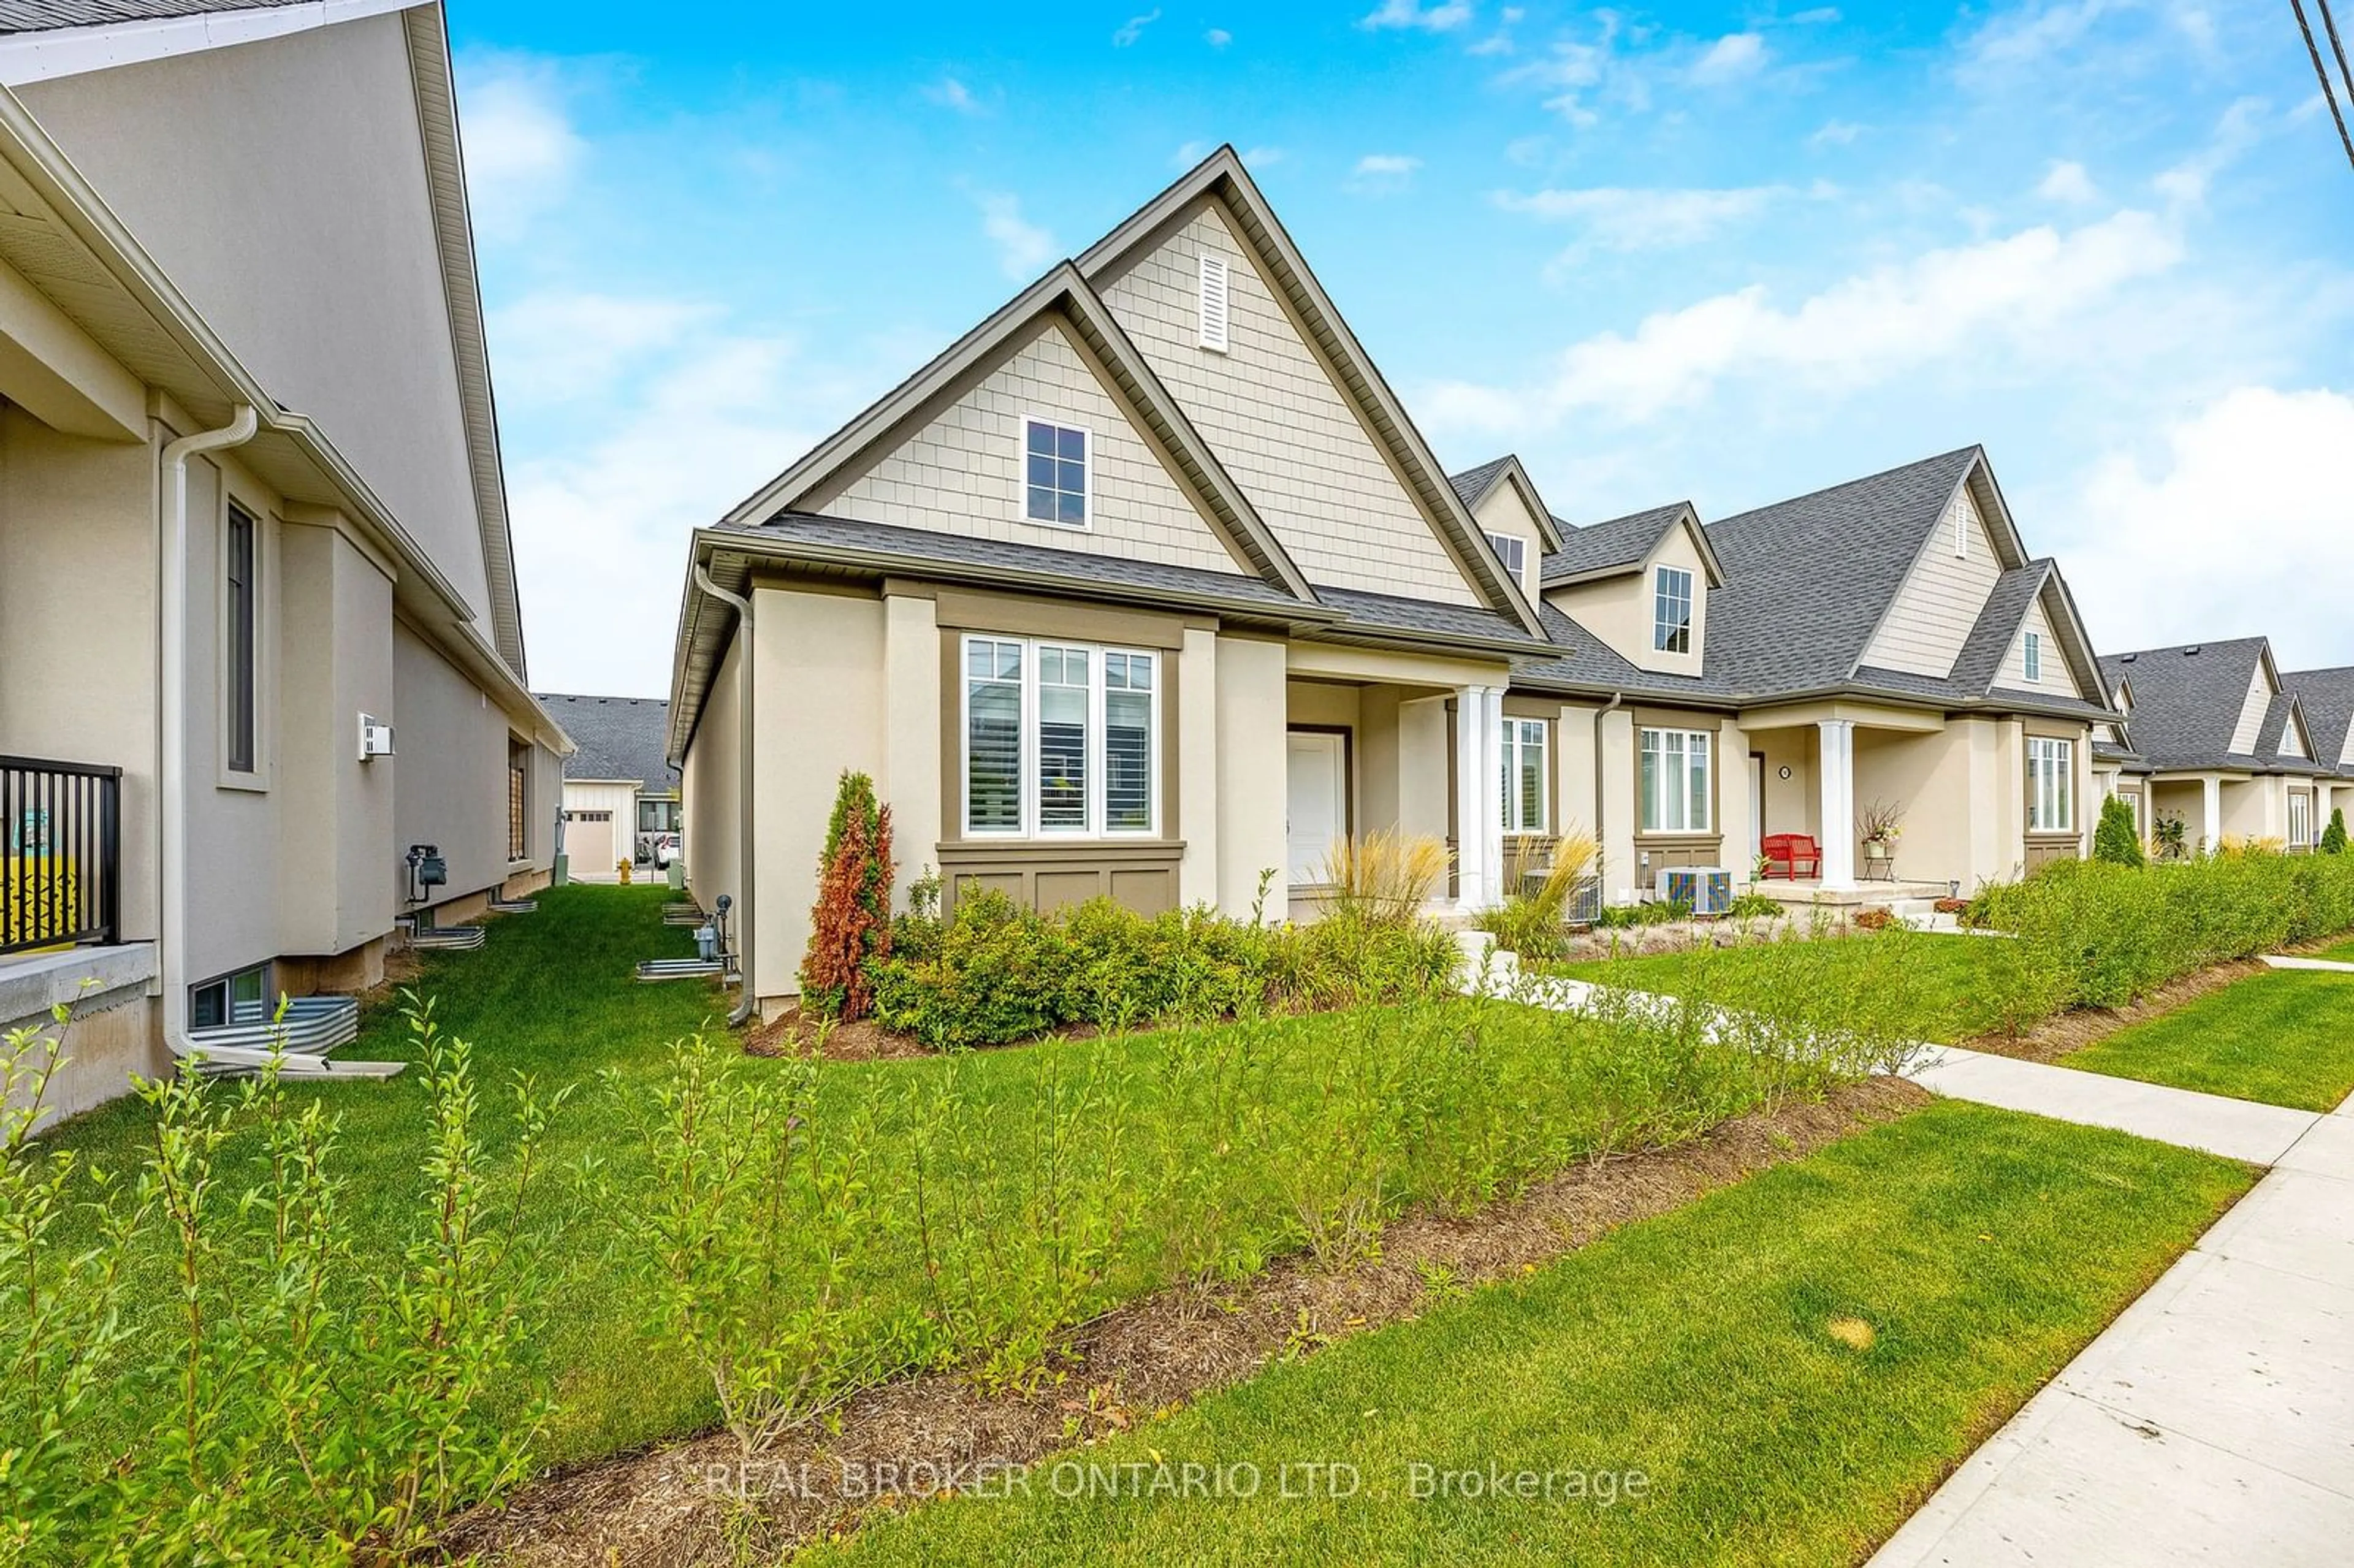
[
  {"left": 2318, "top": 0, "right": 2354, "bottom": 111},
  {"left": 2293, "top": 0, "right": 2354, "bottom": 173}
]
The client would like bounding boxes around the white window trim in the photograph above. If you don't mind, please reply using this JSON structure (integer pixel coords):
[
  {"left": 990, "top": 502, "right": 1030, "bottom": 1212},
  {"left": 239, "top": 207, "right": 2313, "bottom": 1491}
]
[
  {"left": 1018, "top": 415, "right": 1093, "bottom": 531},
  {"left": 2023, "top": 631, "right": 2042, "bottom": 683},
  {"left": 960, "top": 633, "right": 1162, "bottom": 840},
  {"left": 1653, "top": 565, "right": 1695, "bottom": 655},
  {"left": 2027, "top": 736, "right": 2074, "bottom": 834},
  {"left": 216, "top": 489, "right": 272, "bottom": 792},
  {"left": 1485, "top": 531, "right": 1527, "bottom": 580},
  {"left": 1197, "top": 253, "right": 1231, "bottom": 352},
  {"left": 2290, "top": 791, "right": 2315, "bottom": 847},
  {"left": 1639, "top": 726, "right": 1713, "bottom": 834},
  {"left": 1501, "top": 717, "right": 1548, "bottom": 835}
]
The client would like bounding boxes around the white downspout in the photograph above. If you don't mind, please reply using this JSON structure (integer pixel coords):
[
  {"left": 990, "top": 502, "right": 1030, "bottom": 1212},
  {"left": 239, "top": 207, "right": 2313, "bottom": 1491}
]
[
  {"left": 158, "top": 404, "right": 259, "bottom": 1055},
  {"left": 692, "top": 563, "right": 758, "bottom": 1027}
]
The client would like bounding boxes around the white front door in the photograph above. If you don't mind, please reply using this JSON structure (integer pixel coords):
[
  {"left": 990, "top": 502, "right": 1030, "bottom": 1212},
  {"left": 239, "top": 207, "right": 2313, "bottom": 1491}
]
[{"left": 1287, "top": 731, "right": 1347, "bottom": 885}]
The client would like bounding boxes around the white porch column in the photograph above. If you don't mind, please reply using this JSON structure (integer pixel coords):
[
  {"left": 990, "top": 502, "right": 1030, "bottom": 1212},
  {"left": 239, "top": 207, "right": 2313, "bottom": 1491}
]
[
  {"left": 1817, "top": 718, "right": 1857, "bottom": 890},
  {"left": 1455, "top": 683, "right": 1506, "bottom": 908},
  {"left": 2201, "top": 775, "right": 2222, "bottom": 853}
]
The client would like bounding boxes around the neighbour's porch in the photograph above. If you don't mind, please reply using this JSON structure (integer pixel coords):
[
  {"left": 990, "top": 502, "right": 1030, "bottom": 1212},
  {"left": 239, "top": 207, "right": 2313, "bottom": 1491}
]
[{"left": 1742, "top": 705, "right": 1971, "bottom": 894}]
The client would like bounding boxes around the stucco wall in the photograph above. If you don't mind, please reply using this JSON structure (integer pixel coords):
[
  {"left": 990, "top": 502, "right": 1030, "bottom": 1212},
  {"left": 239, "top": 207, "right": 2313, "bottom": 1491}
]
[
  {"left": 1469, "top": 483, "right": 1544, "bottom": 599},
  {"left": 1861, "top": 484, "right": 2000, "bottom": 678},
  {"left": 682, "top": 630, "right": 744, "bottom": 953},
  {"left": 17, "top": 13, "right": 494, "bottom": 624},
  {"left": 1854, "top": 725, "right": 1974, "bottom": 889},
  {"left": 1214, "top": 634, "right": 1288, "bottom": 915},
  {"left": 391, "top": 620, "right": 510, "bottom": 910},
  {"left": 1097, "top": 197, "right": 1477, "bottom": 606},
  {"left": 2221, "top": 776, "right": 2280, "bottom": 842},
  {"left": 1542, "top": 523, "right": 1708, "bottom": 679}
]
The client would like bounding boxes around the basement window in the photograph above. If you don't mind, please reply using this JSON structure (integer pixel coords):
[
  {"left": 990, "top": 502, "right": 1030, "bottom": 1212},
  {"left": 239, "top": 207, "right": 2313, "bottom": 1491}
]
[{"left": 191, "top": 962, "right": 270, "bottom": 1030}]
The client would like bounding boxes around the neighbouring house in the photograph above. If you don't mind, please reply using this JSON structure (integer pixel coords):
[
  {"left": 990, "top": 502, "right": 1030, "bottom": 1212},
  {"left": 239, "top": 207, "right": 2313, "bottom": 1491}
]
[
  {"left": 0, "top": 0, "right": 568, "bottom": 1117},
  {"left": 2280, "top": 667, "right": 2354, "bottom": 835},
  {"left": 536, "top": 694, "right": 682, "bottom": 880},
  {"left": 665, "top": 147, "right": 2128, "bottom": 1018},
  {"left": 2095, "top": 639, "right": 2334, "bottom": 853}
]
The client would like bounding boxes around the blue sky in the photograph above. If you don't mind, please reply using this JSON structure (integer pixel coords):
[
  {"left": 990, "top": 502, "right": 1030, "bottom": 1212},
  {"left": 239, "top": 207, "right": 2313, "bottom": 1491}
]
[{"left": 447, "top": 0, "right": 2354, "bottom": 696}]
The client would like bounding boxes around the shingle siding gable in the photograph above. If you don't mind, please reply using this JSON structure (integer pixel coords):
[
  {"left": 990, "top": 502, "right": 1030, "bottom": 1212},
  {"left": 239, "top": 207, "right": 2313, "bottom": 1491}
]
[
  {"left": 818, "top": 318, "right": 1252, "bottom": 579},
  {"left": 1861, "top": 483, "right": 2002, "bottom": 678},
  {"left": 2230, "top": 664, "right": 2271, "bottom": 756},
  {"left": 1999, "top": 596, "right": 2065, "bottom": 690},
  {"left": 1095, "top": 197, "right": 1479, "bottom": 606}
]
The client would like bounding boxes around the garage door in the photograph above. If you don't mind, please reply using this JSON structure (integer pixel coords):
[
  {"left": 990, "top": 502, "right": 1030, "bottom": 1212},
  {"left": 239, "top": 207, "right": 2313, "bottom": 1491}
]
[{"left": 566, "top": 810, "right": 615, "bottom": 878}]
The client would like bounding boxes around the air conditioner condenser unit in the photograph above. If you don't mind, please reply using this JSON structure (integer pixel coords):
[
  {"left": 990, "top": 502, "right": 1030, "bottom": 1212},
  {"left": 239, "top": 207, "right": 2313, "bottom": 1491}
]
[{"left": 1655, "top": 866, "right": 1733, "bottom": 915}]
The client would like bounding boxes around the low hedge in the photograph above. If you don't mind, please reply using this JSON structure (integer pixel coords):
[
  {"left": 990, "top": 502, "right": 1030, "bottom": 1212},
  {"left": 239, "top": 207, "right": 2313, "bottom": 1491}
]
[
  {"left": 870, "top": 891, "right": 1460, "bottom": 1049},
  {"left": 1965, "top": 849, "right": 2354, "bottom": 1031}
]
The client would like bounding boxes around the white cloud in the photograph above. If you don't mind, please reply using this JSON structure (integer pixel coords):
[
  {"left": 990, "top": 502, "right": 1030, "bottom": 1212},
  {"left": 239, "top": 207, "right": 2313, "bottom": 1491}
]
[
  {"left": 1347, "top": 153, "right": 1423, "bottom": 192},
  {"left": 1360, "top": 0, "right": 1473, "bottom": 32},
  {"left": 1791, "top": 6, "right": 1842, "bottom": 21},
  {"left": 2063, "top": 387, "right": 2354, "bottom": 665},
  {"left": 454, "top": 56, "right": 585, "bottom": 240},
  {"left": 1495, "top": 184, "right": 1796, "bottom": 251},
  {"left": 1113, "top": 9, "right": 1161, "bottom": 46},
  {"left": 923, "top": 75, "right": 983, "bottom": 113},
  {"left": 1689, "top": 32, "right": 1769, "bottom": 85},
  {"left": 2036, "top": 158, "right": 2100, "bottom": 203},
  {"left": 1205, "top": 26, "right": 1233, "bottom": 47},
  {"left": 1419, "top": 208, "right": 2184, "bottom": 430},
  {"left": 1809, "top": 118, "right": 1865, "bottom": 147},
  {"left": 489, "top": 292, "right": 715, "bottom": 405},
  {"left": 977, "top": 192, "right": 1058, "bottom": 279},
  {"left": 2155, "top": 96, "right": 2266, "bottom": 204},
  {"left": 1959, "top": 0, "right": 2117, "bottom": 78}
]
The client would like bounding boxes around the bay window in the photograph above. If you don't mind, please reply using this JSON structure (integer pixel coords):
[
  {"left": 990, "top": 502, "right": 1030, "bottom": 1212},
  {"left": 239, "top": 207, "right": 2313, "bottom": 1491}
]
[
  {"left": 1639, "top": 727, "right": 1712, "bottom": 834},
  {"left": 2026, "top": 736, "right": 2074, "bottom": 832},
  {"left": 962, "top": 633, "right": 1159, "bottom": 837},
  {"left": 1500, "top": 717, "right": 1547, "bottom": 835}
]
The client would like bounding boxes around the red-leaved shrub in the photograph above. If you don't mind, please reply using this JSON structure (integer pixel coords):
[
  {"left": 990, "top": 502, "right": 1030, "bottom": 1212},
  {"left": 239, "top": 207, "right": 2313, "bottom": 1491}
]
[{"left": 800, "top": 772, "right": 895, "bottom": 1020}]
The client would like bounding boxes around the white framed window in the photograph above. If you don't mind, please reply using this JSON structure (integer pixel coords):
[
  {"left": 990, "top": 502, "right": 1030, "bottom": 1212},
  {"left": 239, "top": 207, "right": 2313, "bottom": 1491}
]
[
  {"left": 1485, "top": 531, "right": 1526, "bottom": 579},
  {"left": 2023, "top": 631, "right": 2043, "bottom": 683},
  {"left": 1639, "top": 727, "right": 1712, "bottom": 833},
  {"left": 225, "top": 500, "right": 258, "bottom": 774},
  {"left": 2026, "top": 736, "right": 2074, "bottom": 832},
  {"left": 1499, "top": 717, "right": 1548, "bottom": 834},
  {"left": 1197, "top": 253, "right": 1230, "bottom": 351},
  {"left": 190, "top": 962, "right": 270, "bottom": 1030},
  {"left": 962, "top": 633, "right": 1159, "bottom": 838},
  {"left": 2290, "top": 791, "right": 2314, "bottom": 847},
  {"left": 1022, "top": 418, "right": 1089, "bottom": 528},
  {"left": 1653, "top": 566, "right": 1694, "bottom": 654}
]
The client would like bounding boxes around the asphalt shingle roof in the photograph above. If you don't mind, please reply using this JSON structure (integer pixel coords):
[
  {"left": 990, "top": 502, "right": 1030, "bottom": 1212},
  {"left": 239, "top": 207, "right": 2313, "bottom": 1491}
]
[
  {"left": 1537, "top": 503, "right": 1691, "bottom": 587},
  {"left": 2283, "top": 668, "right": 2354, "bottom": 778},
  {"left": 2095, "top": 639, "right": 2323, "bottom": 774},
  {"left": 0, "top": 0, "right": 314, "bottom": 29},
  {"left": 1446, "top": 457, "right": 1513, "bottom": 509},
  {"left": 1948, "top": 561, "right": 2052, "bottom": 695},
  {"left": 537, "top": 693, "right": 679, "bottom": 793},
  {"left": 1312, "top": 584, "right": 1557, "bottom": 650}
]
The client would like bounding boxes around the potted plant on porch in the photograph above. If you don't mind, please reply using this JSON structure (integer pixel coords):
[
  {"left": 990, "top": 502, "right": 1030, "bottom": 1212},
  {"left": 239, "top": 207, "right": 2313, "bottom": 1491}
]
[{"left": 1857, "top": 799, "right": 1905, "bottom": 876}]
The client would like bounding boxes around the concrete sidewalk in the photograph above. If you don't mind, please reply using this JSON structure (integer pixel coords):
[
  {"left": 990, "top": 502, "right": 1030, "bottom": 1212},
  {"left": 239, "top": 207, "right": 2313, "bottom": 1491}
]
[
  {"left": 1905, "top": 1043, "right": 2322, "bottom": 1163},
  {"left": 1870, "top": 1087, "right": 2354, "bottom": 1567}
]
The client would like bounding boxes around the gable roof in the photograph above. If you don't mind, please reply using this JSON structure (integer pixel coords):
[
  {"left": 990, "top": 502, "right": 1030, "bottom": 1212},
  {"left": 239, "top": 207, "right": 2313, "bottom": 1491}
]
[
  {"left": 2282, "top": 667, "right": 2354, "bottom": 777},
  {"left": 1448, "top": 454, "right": 1566, "bottom": 551},
  {"left": 0, "top": 0, "right": 330, "bottom": 36},
  {"left": 1539, "top": 501, "right": 1720, "bottom": 588},
  {"left": 1703, "top": 446, "right": 1998, "bottom": 694},
  {"left": 1076, "top": 147, "right": 1542, "bottom": 636},
  {"left": 538, "top": 693, "right": 679, "bottom": 793},
  {"left": 2095, "top": 638, "right": 2326, "bottom": 775},
  {"left": 718, "top": 261, "right": 1316, "bottom": 603}
]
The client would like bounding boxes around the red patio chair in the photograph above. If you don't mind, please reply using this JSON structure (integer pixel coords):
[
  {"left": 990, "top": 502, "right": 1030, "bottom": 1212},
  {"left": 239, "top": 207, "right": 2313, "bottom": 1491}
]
[{"left": 1761, "top": 833, "right": 1822, "bottom": 881}]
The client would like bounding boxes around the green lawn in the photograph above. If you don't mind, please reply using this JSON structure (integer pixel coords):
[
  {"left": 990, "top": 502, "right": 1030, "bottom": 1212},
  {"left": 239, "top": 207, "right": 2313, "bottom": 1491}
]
[
  {"left": 2315, "top": 937, "right": 2354, "bottom": 965},
  {"left": 1548, "top": 930, "right": 2008, "bottom": 1043},
  {"left": 2063, "top": 969, "right": 2354, "bottom": 1111},
  {"left": 18, "top": 887, "right": 1882, "bottom": 1474},
  {"left": 812, "top": 1102, "right": 2252, "bottom": 1568}
]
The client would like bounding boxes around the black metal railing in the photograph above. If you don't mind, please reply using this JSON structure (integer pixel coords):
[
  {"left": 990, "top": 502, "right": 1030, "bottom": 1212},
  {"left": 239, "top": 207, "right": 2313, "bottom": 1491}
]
[{"left": 1, "top": 755, "right": 122, "bottom": 957}]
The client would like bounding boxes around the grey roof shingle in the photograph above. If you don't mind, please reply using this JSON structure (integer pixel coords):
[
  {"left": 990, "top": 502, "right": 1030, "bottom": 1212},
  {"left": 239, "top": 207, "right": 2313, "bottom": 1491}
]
[
  {"left": 1446, "top": 456, "right": 1513, "bottom": 509},
  {"left": 2283, "top": 668, "right": 2354, "bottom": 778},
  {"left": 1537, "top": 503, "right": 1691, "bottom": 587},
  {"left": 2096, "top": 639, "right": 2325, "bottom": 774},
  {"left": 1311, "top": 584, "right": 1556, "bottom": 651},
  {"left": 537, "top": 693, "right": 679, "bottom": 793},
  {"left": 0, "top": 0, "right": 315, "bottom": 30},
  {"left": 1947, "top": 561, "right": 2052, "bottom": 694}
]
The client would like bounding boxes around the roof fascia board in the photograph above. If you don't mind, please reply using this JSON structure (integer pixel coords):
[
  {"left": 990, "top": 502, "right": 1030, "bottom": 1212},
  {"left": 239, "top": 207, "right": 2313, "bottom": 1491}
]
[
  {"left": 1076, "top": 148, "right": 1544, "bottom": 636},
  {"left": 0, "top": 0, "right": 413, "bottom": 85}
]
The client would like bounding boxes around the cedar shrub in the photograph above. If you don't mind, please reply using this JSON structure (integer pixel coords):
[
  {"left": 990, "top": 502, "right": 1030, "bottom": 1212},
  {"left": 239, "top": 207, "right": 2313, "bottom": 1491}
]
[
  {"left": 801, "top": 771, "right": 896, "bottom": 1019},
  {"left": 2092, "top": 794, "right": 2145, "bottom": 867}
]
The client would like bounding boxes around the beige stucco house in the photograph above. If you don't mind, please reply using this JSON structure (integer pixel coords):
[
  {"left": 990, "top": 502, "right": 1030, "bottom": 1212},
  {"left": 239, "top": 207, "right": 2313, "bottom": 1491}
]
[
  {"left": 0, "top": 0, "right": 567, "bottom": 1115},
  {"left": 666, "top": 148, "right": 2127, "bottom": 1018},
  {"left": 536, "top": 693, "right": 681, "bottom": 881},
  {"left": 2282, "top": 668, "right": 2354, "bottom": 837},
  {"left": 2098, "top": 639, "right": 2336, "bottom": 852}
]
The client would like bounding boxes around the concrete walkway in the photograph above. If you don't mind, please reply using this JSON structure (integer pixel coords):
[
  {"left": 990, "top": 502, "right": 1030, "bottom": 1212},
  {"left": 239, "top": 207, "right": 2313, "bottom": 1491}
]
[
  {"left": 2264, "top": 953, "right": 2354, "bottom": 974},
  {"left": 1905, "top": 1043, "right": 2323, "bottom": 1163}
]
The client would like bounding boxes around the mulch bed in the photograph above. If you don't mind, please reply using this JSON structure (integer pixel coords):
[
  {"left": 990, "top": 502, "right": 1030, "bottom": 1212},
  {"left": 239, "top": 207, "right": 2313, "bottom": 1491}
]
[
  {"left": 1956, "top": 957, "right": 2276, "bottom": 1064},
  {"left": 741, "top": 1005, "right": 939, "bottom": 1062},
  {"left": 438, "top": 1076, "right": 1929, "bottom": 1567}
]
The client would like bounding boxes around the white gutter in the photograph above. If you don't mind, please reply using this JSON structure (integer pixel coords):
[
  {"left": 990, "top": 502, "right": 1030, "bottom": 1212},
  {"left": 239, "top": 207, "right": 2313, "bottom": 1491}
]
[
  {"left": 692, "top": 561, "right": 758, "bottom": 1027},
  {"left": 158, "top": 403, "right": 257, "bottom": 1054}
]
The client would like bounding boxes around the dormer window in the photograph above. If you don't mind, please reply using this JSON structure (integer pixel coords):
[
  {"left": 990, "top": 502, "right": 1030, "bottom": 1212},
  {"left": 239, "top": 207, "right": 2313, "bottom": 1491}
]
[
  {"left": 1023, "top": 418, "right": 1089, "bottom": 527},
  {"left": 1485, "top": 531, "right": 1526, "bottom": 580},
  {"left": 2023, "top": 631, "right": 2042, "bottom": 683},
  {"left": 1653, "top": 566, "right": 1693, "bottom": 654}
]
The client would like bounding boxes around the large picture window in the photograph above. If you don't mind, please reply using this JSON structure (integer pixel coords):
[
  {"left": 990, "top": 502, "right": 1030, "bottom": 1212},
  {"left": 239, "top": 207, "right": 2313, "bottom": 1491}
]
[
  {"left": 1653, "top": 566, "right": 1694, "bottom": 654},
  {"left": 963, "top": 633, "right": 1159, "bottom": 837},
  {"left": 1639, "top": 727, "right": 1712, "bottom": 834},
  {"left": 1500, "top": 717, "right": 1547, "bottom": 834},
  {"left": 2026, "top": 736, "right": 2074, "bottom": 832}
]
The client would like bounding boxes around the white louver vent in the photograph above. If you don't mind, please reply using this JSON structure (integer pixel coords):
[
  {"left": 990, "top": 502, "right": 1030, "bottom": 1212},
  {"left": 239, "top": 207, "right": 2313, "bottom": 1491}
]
[{"left": 1197, "top": 253, "right": 1230, "bottom": 351}]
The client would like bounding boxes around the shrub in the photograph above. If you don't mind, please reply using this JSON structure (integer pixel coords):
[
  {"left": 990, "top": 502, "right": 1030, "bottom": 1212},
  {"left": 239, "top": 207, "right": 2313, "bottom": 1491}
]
[
  {"left": 2150, "top": 814, "right": 2189, "bottom": 861},
  {"left": 2325, "top": 808, "right": 2349, "bottom": 856},
  {"left": 2093, "top": 795, "right": 2145, "bottom": 867},
  {"left": 1724, "top": 891, "right": 1783, "bottom": 921},
  {"left": 800, "top": 772, "right": 895, "bottom": 1020},
  {"left": 1474, "top": 831, "right": 1599, "bottom": 957},
  {"left": 1853, "top": 906, "right": 1895, "bottom": 932},
  {"left": 1318, "top": 829, "right": 1450, "bottom": 924}
]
